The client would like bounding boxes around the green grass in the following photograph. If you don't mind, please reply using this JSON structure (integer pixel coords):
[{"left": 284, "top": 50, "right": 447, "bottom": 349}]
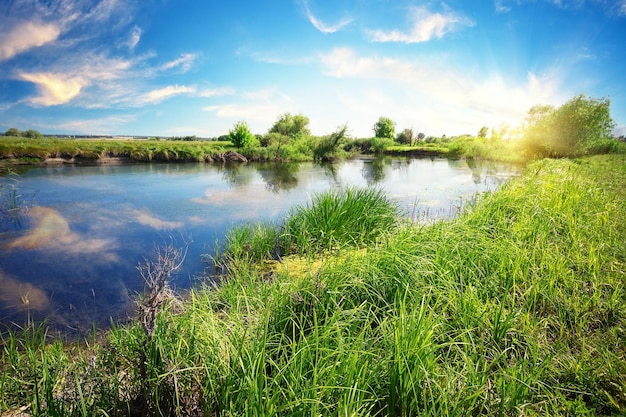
[
  {"left": 2, "top": 135, "right": 624, "bottom": 166},
  {"left": 1, "top": 154, "right": 625, "bottom": 416},
  {"left": 280, "top": 187, "right": 400, "bottom": 256},
  {"left": 0, "top": 137, "right": 232, "bottom": 163}
]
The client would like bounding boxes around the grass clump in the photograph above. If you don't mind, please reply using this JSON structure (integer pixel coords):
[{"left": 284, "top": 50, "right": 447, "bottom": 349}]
[{"left": 280, "top": 187, "right": 399, "bottom": 256}]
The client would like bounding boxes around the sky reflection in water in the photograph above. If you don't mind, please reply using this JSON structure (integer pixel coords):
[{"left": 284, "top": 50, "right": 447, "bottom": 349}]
[{"left": 0, "top": 157, "right": 518, "bottom": 334}]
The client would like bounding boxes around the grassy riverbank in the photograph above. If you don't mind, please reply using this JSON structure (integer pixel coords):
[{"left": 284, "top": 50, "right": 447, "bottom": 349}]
[
  {"left": 0, "top": 137, "right": 233, "bottom": 163},
  {"left": 2, "top": 135, "right": 625, "bottom": 167},
  {"left": 2, "top": 154, "right": 625, "bottom": 416}
]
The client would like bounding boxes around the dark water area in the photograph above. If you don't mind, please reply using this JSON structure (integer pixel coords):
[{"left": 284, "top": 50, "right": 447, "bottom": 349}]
[{"left": 0, "top": 157, "right": 519, "bottom": 335}]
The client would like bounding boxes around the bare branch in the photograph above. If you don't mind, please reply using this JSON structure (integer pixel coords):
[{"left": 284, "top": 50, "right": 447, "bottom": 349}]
[{"left": 136, "top": 235, "right": 190, "bottom": 337}]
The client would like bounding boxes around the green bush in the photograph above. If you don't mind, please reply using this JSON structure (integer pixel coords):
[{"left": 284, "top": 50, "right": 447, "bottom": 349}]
[{"left": 228, "top": 121, "right": 257, "bottom": 149}]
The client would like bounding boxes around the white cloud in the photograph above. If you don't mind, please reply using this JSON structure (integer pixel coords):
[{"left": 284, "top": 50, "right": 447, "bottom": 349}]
[
  {"left": 319, "top": 48, "right": 566, "bottom": 136},
  {"left": 368, "top": 6, "right": 474, "bottom": 43},
  {"left": 620, "top": 0, "right": 626, "bottom": 15},
  {"left": 302, "top": 0, "right": 353, "bottom": 34},
  {"left": 0, "top": 21, "right": 61, "bottom": 61},
  {"left": 18, "top": 72, "right": 88, "bottom": 106}
]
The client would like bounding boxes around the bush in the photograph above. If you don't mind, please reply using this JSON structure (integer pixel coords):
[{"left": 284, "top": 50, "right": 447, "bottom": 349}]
[
  {"left": 370, "top": 137, "right": 394, "bottom": 154},
  {"left": 228, "top": 121, "right": 257, "bottom": 149}
]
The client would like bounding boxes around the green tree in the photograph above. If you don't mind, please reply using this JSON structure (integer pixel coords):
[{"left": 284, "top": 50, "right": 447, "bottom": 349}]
[
  {"left": 522, "top": 95, "right": 615, "bottom": 158},
  {"left": 5, "top": 127, "right": 22, "bottom": 137},
  {"left": 24, "top": 129, "right": 43, "bottom": 139},
  {"left": 268, "top": 113, "right": 311, "bottom": 138},
  {"left": 313, "top": 124, "right": 349, "bottom": 161},
  {"left": 396, "top": 128, "right": 414, "bottom": 145},
  {"left": 477, "top": 126, "right": 489, "bottom": 138},
  {"left": 228, "top": 121, "right": 256, "bottom": 148},
  {"left": 373, "top": 116, "right": 395, "bottom": 139}
]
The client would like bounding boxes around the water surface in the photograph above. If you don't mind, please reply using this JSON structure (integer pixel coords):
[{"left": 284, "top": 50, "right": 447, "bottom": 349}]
[{"left": 0, "top": 157, "right": 518, "bottom": 333}]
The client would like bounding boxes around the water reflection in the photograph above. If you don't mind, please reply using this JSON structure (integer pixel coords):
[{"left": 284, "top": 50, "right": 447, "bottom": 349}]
[
  {"left": 7, "top": 206, "right": 118, "bottom": 262},
  {"left": 0, "top": 270, "right": 50, "bottom": 312},
  {"left": 361, "top": 157, "right": 388, "bottom": 184},
  {"left": 0, "top": 157, "right": 519, "bottom": 334},
  {"left": 131, "top": 209, "right": 185, "bottom": 230},
  {"left": 256, "top": 162, "right": 300, "bottom": 192}
]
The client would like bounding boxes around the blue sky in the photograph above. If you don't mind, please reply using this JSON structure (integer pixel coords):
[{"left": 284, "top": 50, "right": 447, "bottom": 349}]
[{"left": 1, "top": 0, "right": 625, "bottom": 138}]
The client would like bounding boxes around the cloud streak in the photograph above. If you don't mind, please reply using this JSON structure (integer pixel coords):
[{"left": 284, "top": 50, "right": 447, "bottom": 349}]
[
  {"left": 368, "top": 6, "right": 474, "bottom": 43},
  {"left": 161, "top": 53, "right": 197, "bottom": 72},
  {"left": 302, "top": 0, "right": 353, "bottom": 34},
  {"left": 137, "top": 85, "right": 197, "bottom": 105}
]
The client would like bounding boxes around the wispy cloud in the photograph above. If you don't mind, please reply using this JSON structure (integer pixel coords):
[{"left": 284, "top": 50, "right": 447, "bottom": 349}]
[
  {"left": 494, "top": 1, "right": 512, "bottom": 13},
  {"left": 160, "top": 53, "right": 197, "bottom": 72},
  {"left": 0, "top": 21, "right": 61, "bottom": 61},
  {"left": 302, "top": 0, "right": 353, "bottom": 33},
  {"left": 125, "top": 25, "right": 142, "bottom": 49},
  {"left": 51, "top": 115, "right": 137, "bottom": 135},
  {"left": 198, "top": 87, "right": 236, "bottom": 97},
  {"left": 368, "top": 6, "right": 474, "bottom": 43},
  {"left": 496, "top": 0, "right": 626, "bottom": 15},
  {"left": 203, "top": 89, "right": 294, "bottom": 132},
  {"left": 137, "top": 85, "right": 197, "bottom": 105}
]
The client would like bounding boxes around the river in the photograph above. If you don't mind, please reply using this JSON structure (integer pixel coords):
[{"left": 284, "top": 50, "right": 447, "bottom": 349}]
[{"left": 0, "top": 157, "right": 518, "bottom": 334}]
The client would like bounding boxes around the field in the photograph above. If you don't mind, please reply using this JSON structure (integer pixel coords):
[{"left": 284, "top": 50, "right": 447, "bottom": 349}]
[{"left": 1, "top": 154, "right": 625, "bottom": 416}]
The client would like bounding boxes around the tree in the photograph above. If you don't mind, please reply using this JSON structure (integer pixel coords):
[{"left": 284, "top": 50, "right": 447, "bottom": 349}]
[
  {"left": 477, "top": 126, "right": 489, "bottom": 138},
  {"left": 24, "top": 129, "right": 43, "bottom": 139},
  {"left": 373, "top": 116, "right": 395, "bottom": 139},
  {"left": 268, "top": 113, "right": 310, "bottom": 138},
  {"left": 5, "top": 127, "right": 22, "bottom": 137},
  {"left": 522, "top": 94, "right": 615, "bottom": 158},
  {"left": 416, "top": 132, "right": 426, "bottom": 142},
  {"left": 313, "top": 124, "right": 349, "bottom": 161},
  {"left": 228, "top": 121, "right": 256, "bottom": 148},
  {"left": 396, "top": 128, "right": 414, "bottom": 145}
]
